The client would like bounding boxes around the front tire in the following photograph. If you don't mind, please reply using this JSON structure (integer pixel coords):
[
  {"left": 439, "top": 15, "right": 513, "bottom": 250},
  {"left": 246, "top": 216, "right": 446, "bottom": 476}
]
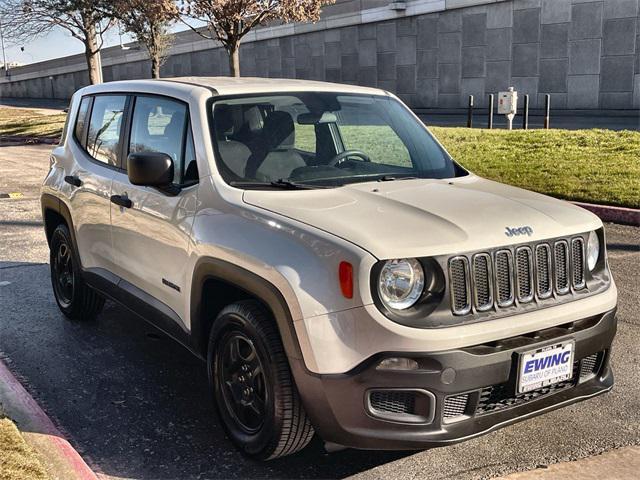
[
  {"left": 208, "top": 300, "right": 314, "bottom": 460},
  {"left": 49, "top": 224, "right": 104, "bottom": 321}
]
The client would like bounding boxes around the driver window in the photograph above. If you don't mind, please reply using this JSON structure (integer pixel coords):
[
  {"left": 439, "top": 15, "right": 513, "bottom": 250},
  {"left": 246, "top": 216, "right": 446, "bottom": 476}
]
[
  {"left": 336, "top": 104, "right": 412, "bottom": 167},
  {"left": 129, "top": 96, "right": 190, "bottom": 185}
]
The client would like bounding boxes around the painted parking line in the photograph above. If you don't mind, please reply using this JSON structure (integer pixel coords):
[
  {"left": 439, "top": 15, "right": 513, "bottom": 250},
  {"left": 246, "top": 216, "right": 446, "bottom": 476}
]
[
  {"left": 0, "top": 192, "right": 24, "bottom": 199},
  {"left": 0, "top": 281, "right": 12, "bottom": 286}
]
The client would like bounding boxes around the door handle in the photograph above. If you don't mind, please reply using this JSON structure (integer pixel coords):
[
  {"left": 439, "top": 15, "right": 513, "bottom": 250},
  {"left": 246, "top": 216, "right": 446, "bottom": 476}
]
[
  {"left": 110, "top": 194, "right": 133, "bottom": 209},
  {"left": 64, "top": 175, "right": 82, "bottom": 187}
]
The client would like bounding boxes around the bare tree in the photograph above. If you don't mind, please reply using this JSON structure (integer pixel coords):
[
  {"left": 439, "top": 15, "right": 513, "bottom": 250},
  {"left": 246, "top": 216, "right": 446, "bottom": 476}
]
[
  {"left": 0, "top": 0, "right": 113, "bottom": 84},
  {"left": 113, "top": 0, "right": 179, "bottom": 79},
  {"left": 181, "top": 0, "right": 334, "bottom": 77}
]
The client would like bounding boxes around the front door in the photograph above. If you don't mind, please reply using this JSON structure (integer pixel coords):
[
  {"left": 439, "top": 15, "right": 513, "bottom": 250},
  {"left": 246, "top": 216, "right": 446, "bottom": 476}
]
[{"left": 109, "top": 95, "right": 200, "bottom": 328}]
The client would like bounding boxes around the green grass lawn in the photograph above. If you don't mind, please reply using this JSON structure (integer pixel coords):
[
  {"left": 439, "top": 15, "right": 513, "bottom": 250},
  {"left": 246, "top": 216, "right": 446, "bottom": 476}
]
[
  {"left": 431, "top": 127, "right": 640, "bottom": 209},
  {"left": 1, "top": 106, "right": 637, "bottom": 208},
  {"left": 0, "top": 107, "right": 67, "bottom": 138}
]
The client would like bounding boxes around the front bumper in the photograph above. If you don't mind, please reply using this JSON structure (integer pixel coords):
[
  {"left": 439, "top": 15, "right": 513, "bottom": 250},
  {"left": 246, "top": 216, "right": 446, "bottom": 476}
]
[{"left": 290, "top": 307, "right": 617, "bottom": 450}]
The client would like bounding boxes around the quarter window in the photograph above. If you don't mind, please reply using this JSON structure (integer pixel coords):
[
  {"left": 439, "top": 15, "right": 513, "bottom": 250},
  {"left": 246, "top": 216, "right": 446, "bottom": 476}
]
[
  {"left": 73, "top": 96, "right": 92, "bottom": 147},
  {"left": 86, "top": 95, "right": 126, "bottom": 166}
]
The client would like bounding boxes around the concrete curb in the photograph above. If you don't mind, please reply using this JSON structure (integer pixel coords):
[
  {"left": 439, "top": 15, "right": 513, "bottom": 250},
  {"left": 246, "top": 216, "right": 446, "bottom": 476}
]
[
  {"left": 572, "top": 201, "right": 640, "bottom": 227},
  {"left": 0, "top": 359, "right": 99, "bottom": 480}
]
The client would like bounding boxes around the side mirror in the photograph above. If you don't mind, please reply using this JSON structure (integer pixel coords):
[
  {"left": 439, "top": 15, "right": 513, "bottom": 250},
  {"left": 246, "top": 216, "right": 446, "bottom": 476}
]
[{"left": 127, "top": 152, "right": 173, "bottom": 187}]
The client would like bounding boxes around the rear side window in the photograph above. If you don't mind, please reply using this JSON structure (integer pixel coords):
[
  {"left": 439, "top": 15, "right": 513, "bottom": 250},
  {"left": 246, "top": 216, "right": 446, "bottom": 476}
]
[
  {"left": 73, "top": 96, "right": 92, "bottom": 147},
  {"left": 86, "top": 95, "right": 127, "bottom": 166},
  {"left": 129, "top": 95, "right": 196, "bottom": 185}
]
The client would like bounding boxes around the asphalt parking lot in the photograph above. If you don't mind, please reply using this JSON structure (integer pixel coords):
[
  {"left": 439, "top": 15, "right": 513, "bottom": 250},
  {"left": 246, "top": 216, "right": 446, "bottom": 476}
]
[{"left": 1, "top": 144, "right": 639, "bottom": 480}]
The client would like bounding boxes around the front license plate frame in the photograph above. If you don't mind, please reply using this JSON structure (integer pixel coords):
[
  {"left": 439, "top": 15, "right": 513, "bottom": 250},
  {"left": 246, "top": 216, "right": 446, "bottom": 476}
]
[{"left": 517, "top": 341, "right": 575, "bottom": 394}]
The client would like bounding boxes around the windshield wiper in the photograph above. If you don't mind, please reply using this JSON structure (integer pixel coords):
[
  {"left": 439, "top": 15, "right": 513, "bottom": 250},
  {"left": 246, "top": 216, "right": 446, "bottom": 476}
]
[
  {"left": 229, "top": 179, "right": 328, "bottom": 190},
  {"left": 377, "top": 175, "right": 421, "bottom": 182}
]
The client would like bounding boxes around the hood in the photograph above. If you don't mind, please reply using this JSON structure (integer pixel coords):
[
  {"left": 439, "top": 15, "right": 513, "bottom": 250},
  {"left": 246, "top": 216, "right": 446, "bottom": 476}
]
[{"left": 243, "top": 175, "right": 602, "bottom": 259}]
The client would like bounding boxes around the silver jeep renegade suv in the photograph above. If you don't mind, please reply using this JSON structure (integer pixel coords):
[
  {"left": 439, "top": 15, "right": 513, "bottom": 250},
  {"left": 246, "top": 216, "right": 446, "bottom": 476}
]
[{"left": 42, "top": 78, "right": 617, "bottom": 460}]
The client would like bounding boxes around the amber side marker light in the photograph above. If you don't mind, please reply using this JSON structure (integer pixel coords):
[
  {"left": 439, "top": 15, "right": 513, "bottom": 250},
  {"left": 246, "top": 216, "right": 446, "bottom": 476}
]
[{"left": 339, "top": 261, "right": 354, "bottom": 299}]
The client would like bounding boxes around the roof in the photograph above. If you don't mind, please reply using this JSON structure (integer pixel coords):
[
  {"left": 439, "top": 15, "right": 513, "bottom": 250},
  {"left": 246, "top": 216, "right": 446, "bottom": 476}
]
[
  {"left": 166, "top": 76, "right": 387, "bottom": 96},
  {"left": 80, "top": 77, "right": 388, "bottom": 97}
]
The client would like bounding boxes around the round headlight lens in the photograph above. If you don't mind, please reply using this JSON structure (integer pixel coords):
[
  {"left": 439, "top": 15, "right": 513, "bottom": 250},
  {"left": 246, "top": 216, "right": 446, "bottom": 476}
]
[
  {"left": 378, "top": 258, "right": 425, "bottom": 310},
  {"left": 587, "top": 230, "right": 600, "bottom": 271}
]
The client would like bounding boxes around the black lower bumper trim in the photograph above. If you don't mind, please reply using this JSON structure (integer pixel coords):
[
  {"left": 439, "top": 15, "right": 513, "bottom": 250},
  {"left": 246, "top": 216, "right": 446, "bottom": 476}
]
[{"left": 290, "top": 307, "right": 617, "bottom": 450}]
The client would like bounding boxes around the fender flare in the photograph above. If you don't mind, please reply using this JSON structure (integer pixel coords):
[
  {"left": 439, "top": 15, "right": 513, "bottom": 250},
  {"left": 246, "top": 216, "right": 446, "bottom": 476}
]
[
  {"left": 190, "top": 257, "right": 303, "bottom": 362},
  {"left": 41, "top": 193, "right": 80, "bottom": 259}
]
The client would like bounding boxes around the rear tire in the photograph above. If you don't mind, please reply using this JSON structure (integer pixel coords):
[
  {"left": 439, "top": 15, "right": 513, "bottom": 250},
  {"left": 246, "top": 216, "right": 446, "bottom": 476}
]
[
  {"left": 208, "top": 300, "right": 314, "bottom": 460},
  {"left": 49, "top": 224, "right": 104, "bottom": 321}
]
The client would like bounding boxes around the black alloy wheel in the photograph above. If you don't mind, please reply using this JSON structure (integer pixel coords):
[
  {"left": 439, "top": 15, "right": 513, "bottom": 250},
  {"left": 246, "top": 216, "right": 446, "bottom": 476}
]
[
  {"left": 49, "top": 223, "right": 104, "bottom": 321},
  {"left": 217, "top": 331, "right": 268, "bottom": 434},
  {"left": 208, "top": 300, "right": 314, "bottom": 459},
  {"left": 52, "top": 238, "right": 74, "bottom": 307}
]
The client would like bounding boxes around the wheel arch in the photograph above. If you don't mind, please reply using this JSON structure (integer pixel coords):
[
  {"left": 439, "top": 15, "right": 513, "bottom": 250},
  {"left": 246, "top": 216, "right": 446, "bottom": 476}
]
[
  {"left": 41, "top": 194, "right": 78, "bottom": 253},
  {"left": 190, "top": 257, "right": 303, "bottom": 363}
]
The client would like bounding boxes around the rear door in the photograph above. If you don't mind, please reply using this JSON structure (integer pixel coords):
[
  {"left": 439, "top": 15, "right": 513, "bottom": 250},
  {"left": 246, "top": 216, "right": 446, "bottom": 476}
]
[
  {"left": 67, "top": 94, "right": 128, "bottom": 274},
  {"left": 109, "top": 94, "right": 199, "bottom": 327}
]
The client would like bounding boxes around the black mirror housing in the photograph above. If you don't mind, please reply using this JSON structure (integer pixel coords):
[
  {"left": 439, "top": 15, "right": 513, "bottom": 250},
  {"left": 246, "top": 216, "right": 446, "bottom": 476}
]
[{"left": 127, "top": 152, "right": 174, "bottom": 187}]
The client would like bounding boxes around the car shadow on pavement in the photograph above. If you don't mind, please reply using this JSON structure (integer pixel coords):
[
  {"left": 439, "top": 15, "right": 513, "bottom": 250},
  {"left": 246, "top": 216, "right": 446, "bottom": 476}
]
[{"left": 0, "top": 262, "right": 412, "bottom": 479}]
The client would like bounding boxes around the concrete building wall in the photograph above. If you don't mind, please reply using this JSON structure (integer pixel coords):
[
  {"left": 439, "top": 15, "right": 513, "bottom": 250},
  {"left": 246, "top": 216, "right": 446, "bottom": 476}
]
[{"left": 1, "top": 0, "right": 639, "bottom": 112}]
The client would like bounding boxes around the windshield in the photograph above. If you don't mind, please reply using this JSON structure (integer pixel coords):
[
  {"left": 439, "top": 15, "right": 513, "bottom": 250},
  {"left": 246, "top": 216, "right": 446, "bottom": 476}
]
[{"left": 210, "top": 92, "right": 464, "bottom": 188}]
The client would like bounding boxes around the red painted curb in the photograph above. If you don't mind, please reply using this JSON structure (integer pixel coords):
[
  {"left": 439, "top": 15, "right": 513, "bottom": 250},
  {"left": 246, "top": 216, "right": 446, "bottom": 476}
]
[
  {"left": 0, "top": 360, "right": 99, "bottom": 480},
  {"left": 572, "top": 202, "right": 640, "bottom": 227}
]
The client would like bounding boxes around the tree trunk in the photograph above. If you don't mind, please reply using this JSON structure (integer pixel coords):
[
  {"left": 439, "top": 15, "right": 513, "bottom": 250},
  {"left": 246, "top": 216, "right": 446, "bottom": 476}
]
[
  {"left": 151, "top": 54, "right": 161, "bottom": 79},
  {"left": 84, "top": 23, "right": 102, "bottom": 85},
  {"left": 228, "top": 41, "right": 240, "bottom": 77}
]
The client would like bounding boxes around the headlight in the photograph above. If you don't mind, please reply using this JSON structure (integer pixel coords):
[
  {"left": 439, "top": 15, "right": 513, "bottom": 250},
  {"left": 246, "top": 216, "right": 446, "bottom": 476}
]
[
  {"left": 377, "top": 258, "right": 425, "bottom": 310},
  {"left": 587, "top": 230, "right": 600, "bottom": 271}
]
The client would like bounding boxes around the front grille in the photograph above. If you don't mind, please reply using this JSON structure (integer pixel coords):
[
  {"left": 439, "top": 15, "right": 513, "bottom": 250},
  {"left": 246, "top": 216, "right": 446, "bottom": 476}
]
[
  {"left": 448, "top": 235, "right": 586, "bottom": 315},
  {"left": 369, "top": 390, "right": 415, "bottom": 415},
  {"left": 443, "top": 393, "right": 470, "bottom": 420}
]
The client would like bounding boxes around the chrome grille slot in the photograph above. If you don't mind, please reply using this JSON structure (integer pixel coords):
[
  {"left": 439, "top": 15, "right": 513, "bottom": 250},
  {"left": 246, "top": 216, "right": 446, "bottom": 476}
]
[
  {"left": 472, "top": 254, "right": 493, "bottom": 311},
  {"left": 554, "top": 240, "right": 570, "bottom": 294},
  {"left": 449, "top": 257, "right": 471, "bottom": 315},
  {"left": 494, "top": 250, "right": 514, "bottom": 307},
  {"left": 571, "top": 237, "right": 586, "bottom": 289},
  {"left": 535, "top": 244, "right": 553, "bottom": 299},
  {"left": 515, "top": 247, "right": 534, "bottom": 303}
]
